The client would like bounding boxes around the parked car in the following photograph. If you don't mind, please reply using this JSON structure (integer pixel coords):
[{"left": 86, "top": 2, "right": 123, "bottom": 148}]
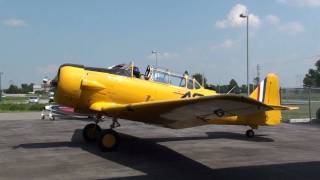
[{"left": 28, "top": 96, "right": 39, "bottom": 103}]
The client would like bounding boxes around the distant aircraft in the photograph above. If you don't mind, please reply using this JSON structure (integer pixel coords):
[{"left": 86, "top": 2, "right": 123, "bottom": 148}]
[
  {"left": 51, "top": 63, "right": 297, "bottom": 151},
  {"left": 41, "top": 104, "right": 93, "bottom": 120}
]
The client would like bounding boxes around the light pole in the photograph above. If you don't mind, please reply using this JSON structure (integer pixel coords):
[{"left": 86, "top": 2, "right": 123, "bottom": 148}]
[
  {"left": 151, "top": 50, "right": 160, "bottom": 67},
  {"left": 0, "top": 72, "right": 3, "bottom": 102},
  {"left": 240, "top": 13, "right": 250, "bottom": 96}
]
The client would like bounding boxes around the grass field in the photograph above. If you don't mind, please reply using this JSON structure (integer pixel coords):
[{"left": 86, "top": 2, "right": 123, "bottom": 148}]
[
  {"left": 0, "top": 96, "right": 47, "bottom": 112},
  {"left": 282, "top": 101, "right": 320, "bottom": 121},
  {"left": 0, "top": 103, "right": 45, "bottom": 112},
  {"left": 0, "top": 96, "right": 28, "bottom": 104}
]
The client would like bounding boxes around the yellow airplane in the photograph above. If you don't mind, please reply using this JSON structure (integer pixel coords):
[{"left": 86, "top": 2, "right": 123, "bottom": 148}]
[{"left": 51, "top": 63, "right": 296, "bottom": 151}]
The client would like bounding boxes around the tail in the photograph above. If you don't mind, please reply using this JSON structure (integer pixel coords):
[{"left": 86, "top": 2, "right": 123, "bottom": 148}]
[
  {"left": 250, "top": 73, "right": 280, "bottom": 106},
  {"left": 249, "top": 73, "right": 282, "bottom": 126}
]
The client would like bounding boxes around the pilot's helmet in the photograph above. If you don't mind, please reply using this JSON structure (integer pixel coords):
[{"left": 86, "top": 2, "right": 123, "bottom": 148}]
[{"left": 133, "top": 66, "right": 140, "bottom": 78}]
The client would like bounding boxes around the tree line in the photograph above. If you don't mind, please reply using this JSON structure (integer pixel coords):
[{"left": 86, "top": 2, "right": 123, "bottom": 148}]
[
  {"left": 192, "top": 73, "right": 254, "bottom": 94},
  {"left": 4, "top": 83, "right": 34, "bottom": 94}
]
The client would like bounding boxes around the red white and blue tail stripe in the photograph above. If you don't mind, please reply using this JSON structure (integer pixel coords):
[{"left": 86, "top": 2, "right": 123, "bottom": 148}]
[{"left": 257, "top": 78, "right": 267, "bottom": 103}]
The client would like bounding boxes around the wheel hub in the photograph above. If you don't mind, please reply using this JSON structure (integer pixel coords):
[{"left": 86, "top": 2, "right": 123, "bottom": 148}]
[{"left": 102, "top": 134, "right": 116, "bottom": 148}]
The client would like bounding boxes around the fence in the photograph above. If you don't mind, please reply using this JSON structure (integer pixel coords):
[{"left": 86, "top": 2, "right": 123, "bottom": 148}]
[{"left": 281, "top": 87, "right": 320, "bottom": 122}]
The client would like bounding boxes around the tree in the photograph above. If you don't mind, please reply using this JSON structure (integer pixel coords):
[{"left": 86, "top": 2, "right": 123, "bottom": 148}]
[
  {"left": 21, "top": 83, "right": 33, "bottom": 93},
  {"left": 303, "top": 59, "right": 320, "bottom": 87},
  {"left": 4, "top": 83, "right": 34, "bottom": 94},
  {"left": 228, "top": 79, "right": 240, "bottom": 94},
  {"left": 192, "top": 73, "right": 208, "bottom": 88},
  {"left": 5, "top": 85, "right": 20, "bottom": 94}
]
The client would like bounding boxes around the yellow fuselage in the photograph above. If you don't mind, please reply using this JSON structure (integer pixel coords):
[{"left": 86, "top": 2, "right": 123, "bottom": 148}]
[{"left": 54, "top": 65, "right": 281, "bottom": 129}]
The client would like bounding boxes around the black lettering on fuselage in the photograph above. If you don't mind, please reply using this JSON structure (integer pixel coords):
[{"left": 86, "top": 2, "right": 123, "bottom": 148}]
[{"left": 181, "top": 92, "right": 204, "bottom": 98}]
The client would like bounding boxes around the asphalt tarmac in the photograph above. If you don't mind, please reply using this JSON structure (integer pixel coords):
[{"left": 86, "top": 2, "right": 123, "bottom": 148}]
[{"left": 1, "top": 112, "right": 320, "bottom": 179}]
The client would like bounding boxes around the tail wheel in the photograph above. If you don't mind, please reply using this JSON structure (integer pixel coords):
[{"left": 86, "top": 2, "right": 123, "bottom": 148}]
[
  {"left": 83, "top": 123, "right": 102, "bottom": 142},
  {"left": 246, "top": 129, "right": 255, "bottom": 138},
  {"left": 98, "top": 129, "right": 119, "bottom": 151}
]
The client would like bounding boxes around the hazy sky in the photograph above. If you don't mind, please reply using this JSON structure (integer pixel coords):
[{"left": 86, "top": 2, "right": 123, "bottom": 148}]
[{"left": 0, "top": 0, "right": 319, "bottom": 88}]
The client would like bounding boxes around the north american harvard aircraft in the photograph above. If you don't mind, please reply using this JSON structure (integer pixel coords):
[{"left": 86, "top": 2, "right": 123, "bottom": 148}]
[{"left": 51, "top": 63, "right": 296, "bottom": 151}]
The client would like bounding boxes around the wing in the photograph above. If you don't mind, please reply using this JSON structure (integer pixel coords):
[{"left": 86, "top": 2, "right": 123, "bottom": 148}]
[{"left": 89, "top": 95, "right": 274, "bottom": 129}]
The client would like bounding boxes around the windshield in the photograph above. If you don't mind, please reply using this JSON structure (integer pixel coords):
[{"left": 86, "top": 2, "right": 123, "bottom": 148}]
[
  {"left": 170, "top": 75, "right": 186, "bottom": 87},
  {"left": 152, "top": 70, "right": 169, "bottom": 83}
]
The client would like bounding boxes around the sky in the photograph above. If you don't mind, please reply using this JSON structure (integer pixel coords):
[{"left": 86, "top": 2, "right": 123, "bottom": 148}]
[{"left": 0, "top": 0, "right": 319, "bottom": 88}]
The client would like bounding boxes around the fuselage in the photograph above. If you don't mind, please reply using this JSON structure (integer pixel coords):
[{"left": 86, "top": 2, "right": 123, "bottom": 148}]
[{"left": 54, "top": 64, "right": 215, "bottom": 113}]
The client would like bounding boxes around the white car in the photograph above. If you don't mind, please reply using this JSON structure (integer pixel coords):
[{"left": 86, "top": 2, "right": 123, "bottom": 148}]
[{"left": 28, "top": 97, "right": 39, "bottom": 103}]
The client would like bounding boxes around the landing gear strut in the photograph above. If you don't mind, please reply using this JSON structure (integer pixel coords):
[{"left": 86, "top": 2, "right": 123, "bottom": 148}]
[{"left": 246, "top": 129, "right": 255, "bottom": 138}]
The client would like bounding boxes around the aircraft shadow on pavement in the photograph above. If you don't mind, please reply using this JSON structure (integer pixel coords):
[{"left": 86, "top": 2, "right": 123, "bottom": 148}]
[{"left": 13, "top": 129, "right": 320, "bottom": 180}]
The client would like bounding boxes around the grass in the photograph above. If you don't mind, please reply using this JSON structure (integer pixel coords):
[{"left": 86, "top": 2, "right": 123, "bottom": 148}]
[
  {"left": 0, "top": 96, "right": 28, "bottom": 104},
  {"left": 0, "top": 103, "right": 45, "bottom": 112},
  {"left": 282, "top": 102, "right": 320, "bottom": 122}
]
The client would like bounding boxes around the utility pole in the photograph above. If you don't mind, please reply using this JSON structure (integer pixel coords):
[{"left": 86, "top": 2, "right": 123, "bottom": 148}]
[
  {"left": 240, "top": 13, "right": 250, "bottom": 96},
  {"left": 151, "top": 50, "right": 160, "bottom": 68},
  {"left": 256, "top": 64, "right": 261, "bottom": 84},
  {"left": 202, "top": 72, "right": 205, "bottom": 87},
  {"left": 0, "top": 72, "right": 3, "bottom": 102}
]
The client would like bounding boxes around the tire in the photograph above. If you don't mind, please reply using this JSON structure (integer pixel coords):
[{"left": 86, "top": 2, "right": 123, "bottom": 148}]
[
  {"left": 98, "top": 129, "right": 119, "bottom": 152},
  {"left": 83, "top": 123, "right": 102, "bottom": 142},
  {"left": 246, "top": 129, "right": 255, "bottom": 138}
]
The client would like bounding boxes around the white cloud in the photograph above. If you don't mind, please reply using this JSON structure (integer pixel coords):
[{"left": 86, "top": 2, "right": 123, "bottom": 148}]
[
  {"left": 265, "top": 14, "right": 305, "bottom": 35},
  {"left": 36, "top": 65, "right": 59, "bottom": 75},
  {"left": 3, "top": 18, "right": 27, "bottom": 28},
  {"left": 210, "top": 39, "right": 235, "bottom": 50},
  {"left": 266, "top": 15, "right": 280, "bottom": 26},
  {"left": 279, "top": 21, "right": 305, "bottom": 34},
  {"left": 276, "top": 0, "right": 320, "bottom": 7},
  {"left": 215, "top": 4, "right": 261, "bottom": 29}
]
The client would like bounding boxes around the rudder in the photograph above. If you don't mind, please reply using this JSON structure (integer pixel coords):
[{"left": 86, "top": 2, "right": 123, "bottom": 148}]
[{"left": 250, "top": 73, "right": 280, "bottom": 106}]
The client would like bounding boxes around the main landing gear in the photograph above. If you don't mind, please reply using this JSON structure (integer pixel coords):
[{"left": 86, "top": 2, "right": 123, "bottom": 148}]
[
  {"left": 245, "top": 129, "right": 255, "bottom": 138},
  {"left": 82, "top": 116, "right": 121, "bottom": 151}
]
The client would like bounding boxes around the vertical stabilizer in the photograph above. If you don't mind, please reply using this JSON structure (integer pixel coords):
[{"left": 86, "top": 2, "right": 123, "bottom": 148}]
[
  {"left": 250, "top": 73, "right": 280, "bottom": 106},
  {"left": 249, "top": 73, "right": 281, "bottom": 125}
]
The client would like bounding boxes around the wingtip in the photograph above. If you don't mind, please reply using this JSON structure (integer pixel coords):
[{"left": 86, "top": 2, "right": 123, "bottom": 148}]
[{"left": 270, "top": 105, "right": 299, "bottom": 110}]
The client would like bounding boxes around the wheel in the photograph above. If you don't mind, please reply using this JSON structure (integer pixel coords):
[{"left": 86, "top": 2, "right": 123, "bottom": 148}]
[
  {"left": 98, "top": 129, "right": 119, "bottom": 151},
  {"left": 246, "top": 129, "right": 255, "bottom": 138},
  {"left": 83, "top": 123, "right": 102, "bottom": 142}
]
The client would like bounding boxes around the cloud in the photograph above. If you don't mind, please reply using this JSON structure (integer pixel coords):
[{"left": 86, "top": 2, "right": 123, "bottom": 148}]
[
  {"left": 147, "top": 52, "right": 180, "bottom": 60},
  {"left": 210, "top": 39, "right": 235, "bottom": 51},
  {"left": 265, "top": 14, "right": 305, "bottom": 34},
  {"left": 276, "top": 0, "right": 320, "bottom": 7},
  {"left": 36, "top": 65, "right": 59, "bottom": 75},
  {"left": 215, "top": 4, "right": 261, "bottom": 29},
  {"left": 279, "top": 21, "right": 305, "bottom": 34},
  {"left": 266, "top": 15, "right": 280, "bottom": 26},
  {"left": 3, "top": 18, "right": 27, "bottom": 28}
]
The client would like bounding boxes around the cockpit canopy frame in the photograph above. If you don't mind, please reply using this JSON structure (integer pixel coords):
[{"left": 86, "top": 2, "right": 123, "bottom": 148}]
[{"left": 144, "top": 65, "right": 203, "bottom": 90}]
